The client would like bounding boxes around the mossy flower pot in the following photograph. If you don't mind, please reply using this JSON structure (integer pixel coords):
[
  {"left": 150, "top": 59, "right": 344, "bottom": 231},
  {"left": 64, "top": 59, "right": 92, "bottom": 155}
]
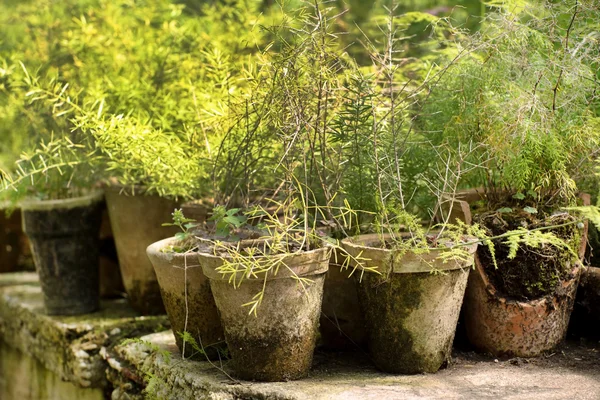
[
  {"left": 105, "top": 185, "right": 180, "bottom": 315},
  {"left": 319, "top": 247, "right": 366, "bottom": 350},
  {"left": 147, "top": 237, "right": 224, "bottom": 360},
  {"left": 450, "top": 190, "right": 589, "bottom": 357},
  {"left": 21, "top": 191, "right": 104, "bottom": 315},
  {"left": 342, "top": 234, "right": 477, "bottom": 374},
  {"left": 199, "top": 245, "right": 330, "bottom": 382},
  {"left": 464, "top": 257, "right": 582, "bottom": 357}
]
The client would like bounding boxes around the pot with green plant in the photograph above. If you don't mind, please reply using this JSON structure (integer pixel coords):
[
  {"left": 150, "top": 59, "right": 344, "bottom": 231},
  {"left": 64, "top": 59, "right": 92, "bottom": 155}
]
[
  {"left": 104, "top": 184, "right": 180, "bottom": 314},
  {"left": 146, "top": 209, "right": 225, "bottom": 360},
  {"left": 341, "top": 212, "right": 478, "bottom": 374},
  {"left": 0, "top": 66, "right": 108, "bottom": 314},
  {"left": 421, "top": 3, "right": 600, "bottom": 356},
  {"left": 446, "top": 190, "right": 591, "bottom": 356},
  {"left": 197, "top": 203, "right": 331, "bottom": 382},
  {"left": 21, "top": 190, "right": 104, "bottom": 315}
]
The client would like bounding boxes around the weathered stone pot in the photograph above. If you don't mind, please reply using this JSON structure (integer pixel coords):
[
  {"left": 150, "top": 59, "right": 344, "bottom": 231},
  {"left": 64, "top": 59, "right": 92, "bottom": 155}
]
[
  {"left": 105, "top": 185, "right": 180, "bottom": 315},
  {"left": 181, "top": 200, "right": 210, "bottom": 223},
  {"left": 319, "top": 247, "right": 366, "bottom": 350},
  {"left": 147, "top": 237, "right": 224, "bottom": 360},
  {"left": 199, "top": 245, "right": 330, "bottom": 381},
  {"left": 21, "top": 191, "right": 104, "bottom": 315},
  {"left": 0, "top": 204, "right": 28, "bottom": 273},
  {"left": 452, "top": 189, "right": 589, "bottom": 357},
  {"left": 99, "top": 208, "right": 125, "bottom": 298},
  {"left": 342, "top": 233, "right": 477, "bottom": 374}
]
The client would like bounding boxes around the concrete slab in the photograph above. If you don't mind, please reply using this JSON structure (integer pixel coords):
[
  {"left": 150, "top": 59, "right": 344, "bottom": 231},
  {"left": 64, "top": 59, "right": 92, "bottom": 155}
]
[
  {"left": 0, "top": 273, "right": 169, "bottom": 390},
  {"left": 109, "top": 330, "right": 600, "bottom": 400}
]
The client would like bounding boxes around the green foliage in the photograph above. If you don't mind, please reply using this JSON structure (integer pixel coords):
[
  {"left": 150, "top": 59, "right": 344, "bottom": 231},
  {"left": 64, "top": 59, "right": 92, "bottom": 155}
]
[
  {"left": 161, "top": 209, "right": 198, "bottom": 253},
  {"left": 208, "top": 206, "right": 248, "bottom": 239},
  {"left": 421, "top": 2, "right": 600, "bottom": 204},
  {"left": 503, "top": 227, "right": 577, "bottom": 260}
]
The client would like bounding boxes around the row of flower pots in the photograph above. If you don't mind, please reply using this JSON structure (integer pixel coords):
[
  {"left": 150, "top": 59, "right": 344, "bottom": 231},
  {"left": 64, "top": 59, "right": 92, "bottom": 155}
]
[
  {"left": 146, "top": 233, "right": 476, "bottom": 380},
  {"left": 8, "top": 186, "right": 592, "bottom": 381}
]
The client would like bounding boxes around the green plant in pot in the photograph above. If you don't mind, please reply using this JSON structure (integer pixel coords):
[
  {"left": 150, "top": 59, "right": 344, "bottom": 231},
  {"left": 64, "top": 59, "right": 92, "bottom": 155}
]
[
  {"left": 0, "top": 98, "right": 105, "bottom": 315},
  {"left": 146, "top": 209, "right": 226, "bottom": 361},
  {"left": 197, "top": 195, "right": 333, "bottom": 382},
  {"left": 335, "top": 67, "right": 483, "bottom": 374},
  {"left": 421, "top": 2, "right": 600, "bottom": 357}
]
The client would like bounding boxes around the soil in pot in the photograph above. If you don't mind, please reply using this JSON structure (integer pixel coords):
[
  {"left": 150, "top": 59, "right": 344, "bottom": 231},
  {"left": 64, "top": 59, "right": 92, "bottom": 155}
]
[
  {"left": 200, "top": 242, "right": 330, "bottom": 382},
  {"left": 342, "top": 233, "right": 477, "bottom": 374},
  {"left": 105, "top": 185, "right": 181, "bottom": 315},
  {"left": 459, "top": 190, "right": 589, "bottom": 357},
  {"left": 475, "top": 205, "right": 582, "bottom": 301},
  {"left": 147, "top": 237, "right": 225, "bottom": 360},
  {"left": 21, "top": 191, "right": 104, "bottom": 315}
]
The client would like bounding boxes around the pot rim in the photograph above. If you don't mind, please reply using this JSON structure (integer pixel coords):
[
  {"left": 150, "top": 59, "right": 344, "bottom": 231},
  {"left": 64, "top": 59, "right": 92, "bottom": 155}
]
[
  {"left": 146, "top": 236, "right": 200, "bottom": 265},
  {"left": 341, "top": 232, "right": 478, "bottom": 274},
  {"left": 199, "top": 244, "right": 331, "bottom": 281},
  {"left": 104, "top": 181, "right": 149, "bottom": 196},
  {"left": 342, "top": 232, "right": 478, "bottom": 253},
  {"left": 19, "top": 190, "right": 104, "bottom": 211}
]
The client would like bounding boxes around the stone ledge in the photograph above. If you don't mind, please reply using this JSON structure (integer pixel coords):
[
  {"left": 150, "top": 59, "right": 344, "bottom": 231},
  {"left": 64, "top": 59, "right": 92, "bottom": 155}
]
[
  {"left": 108, "top": 331, "right": 600, "bottom": 400},
  {"left": 0, "top": 273, "right": 169, "bottom": 390},
  {"left": 2, "top": 272, "right": 600, "bottom": 400}
]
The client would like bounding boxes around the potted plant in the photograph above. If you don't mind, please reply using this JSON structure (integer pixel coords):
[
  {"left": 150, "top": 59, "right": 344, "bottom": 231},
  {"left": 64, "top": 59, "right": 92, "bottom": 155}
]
[
  {"left": 420, "top": 3, "right": 600, "bottom": 356},
  {"left": 1, "top": 0, "right": 278, "bottom": 314},
  {"left": 146, "top": 209, "right": 225, "bottom": 360},
  {"left": 197, "top": 199, "right": 331, "bottom": 381},
  {"left": 0, "top": 106, "right": 105, "bottom": 315}
]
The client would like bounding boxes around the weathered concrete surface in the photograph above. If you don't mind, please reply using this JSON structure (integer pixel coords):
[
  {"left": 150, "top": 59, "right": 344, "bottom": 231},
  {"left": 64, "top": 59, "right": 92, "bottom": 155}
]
[
  {"left": 0, "top": 340, "right": 105, "bottom": 400},
  {"left": 109, "top": 330, "right": 600, "bottom": 400},
  {"left": 2, "top": 272, "right": 600, "bottom": 400},
  {"left": 0, "top": 272, "right": 169, "bottom": 393}
]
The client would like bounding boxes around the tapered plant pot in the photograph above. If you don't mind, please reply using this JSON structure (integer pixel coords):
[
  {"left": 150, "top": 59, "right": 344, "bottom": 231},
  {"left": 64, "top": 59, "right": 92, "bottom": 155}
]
[
  {"left": 199, "top": 245, "right": 330, "bottom": 382},
  {"left": 452, "top": 189, "right": 589, "bottom": 357},
  {"left": 319, "top": 248, "right": 366, "bottom": 350},
  {"left": 342, "top": 234, "right": 477, "bottom": 374},
  {"left": 105, "top": 185, "right": 180, "bottom": 315},
  {"left": 0, "top": 204, "right": 27, "bottom": 273},
  {"left": 21, "top": 191, "right": 104, "bottom": 315},
  {"left": 99, "top": 208, "right": 125, "bottom": 298},
  {"left": 181, "top": 200, "right": 210, "bottom": 223},
  {"left": 147, "top": 237, "right": 224, "bottom": 360}
]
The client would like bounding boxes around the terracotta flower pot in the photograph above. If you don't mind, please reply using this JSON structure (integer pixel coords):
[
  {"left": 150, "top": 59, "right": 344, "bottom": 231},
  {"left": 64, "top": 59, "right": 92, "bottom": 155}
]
[
  {"left": 199, "top": 245, "right": 330, "bottom": 382},
  {"left": 319, "top": 247, "right": 366, "bottom": 350},
  {"left": 452, "top": 189, "right": 590, "bottom": 357},
  {"left": 105, "top": 185, "right": 180, "bottom": 315},
  {"left": 342, "top": 233, "right": 477, "bottom": 374},
  {"left": 147, "top": 237, "right": 225, "bottom": 360}
]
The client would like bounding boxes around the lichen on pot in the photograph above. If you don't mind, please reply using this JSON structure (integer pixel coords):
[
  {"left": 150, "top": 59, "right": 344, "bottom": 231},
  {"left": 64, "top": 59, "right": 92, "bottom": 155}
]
[
  {"left": 342, "top": 233, "right": 477, "bottom": 374},
  {"left": 147, "top": 237, "right": 225, "bottom": 360},
  {"left": 199, "top": 240, "right": 330, "bottom": 382}
]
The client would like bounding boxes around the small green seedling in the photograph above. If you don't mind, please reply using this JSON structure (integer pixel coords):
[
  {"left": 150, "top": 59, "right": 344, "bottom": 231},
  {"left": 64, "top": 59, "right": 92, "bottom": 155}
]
[{"left": 161, "top": 209, "right": 198, "bottom": 253}]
